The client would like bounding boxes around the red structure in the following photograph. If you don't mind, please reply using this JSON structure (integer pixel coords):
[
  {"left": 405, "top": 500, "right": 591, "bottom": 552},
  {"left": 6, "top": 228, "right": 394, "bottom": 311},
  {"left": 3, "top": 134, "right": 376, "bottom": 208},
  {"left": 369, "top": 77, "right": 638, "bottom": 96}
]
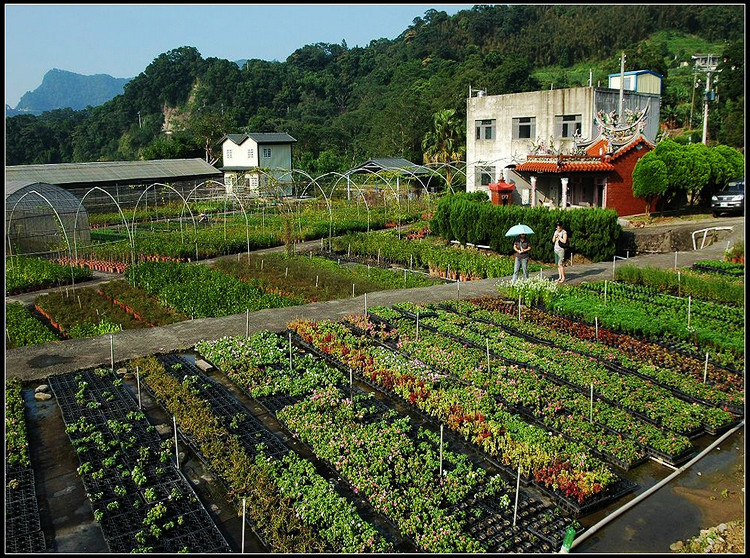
[
  {"left": 489, "top": 181, "right": 515, "bottom": 205},
  {"left": 515, "top": 133, "right": 656, "bottom": 217},
  {"left": 595, "top": 135, "right": 657, "bottom": 216}
]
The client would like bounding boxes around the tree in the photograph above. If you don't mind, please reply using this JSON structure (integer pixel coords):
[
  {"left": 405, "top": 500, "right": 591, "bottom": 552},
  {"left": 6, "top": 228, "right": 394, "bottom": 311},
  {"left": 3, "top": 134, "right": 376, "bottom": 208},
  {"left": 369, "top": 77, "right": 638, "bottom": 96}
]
[
  {"left": 632, "top": 150, "right": 668, "bottom": 217},
  {"left": 684, "top": 143, "right": 711, "bottom": 206},
  {"left": 712, "top": 145, "right": 745, "bottom": 182},
  {"left": 422, "top": 109, "right": 465, "bottom": 188},
  {"left": 188, "top": 110, "right": 235, "bottom": 165},
  {"left": 652, "top": 138, "right": 690, "bottom": 209}
]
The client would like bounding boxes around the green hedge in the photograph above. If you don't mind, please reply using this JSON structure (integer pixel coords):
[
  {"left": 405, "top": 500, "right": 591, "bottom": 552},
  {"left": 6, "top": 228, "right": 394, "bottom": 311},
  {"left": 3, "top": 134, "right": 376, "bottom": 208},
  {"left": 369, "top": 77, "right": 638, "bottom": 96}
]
[{"left": 430, "top": 193, "right": 621, "bottom": 263}]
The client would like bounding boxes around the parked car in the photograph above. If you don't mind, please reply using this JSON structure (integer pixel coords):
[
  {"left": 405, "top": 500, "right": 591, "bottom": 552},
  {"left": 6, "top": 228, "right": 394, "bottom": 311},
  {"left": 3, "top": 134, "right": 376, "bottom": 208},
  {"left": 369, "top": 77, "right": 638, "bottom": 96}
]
[{"left": 711, "top": 178, "right": 744, "bottom": 217}]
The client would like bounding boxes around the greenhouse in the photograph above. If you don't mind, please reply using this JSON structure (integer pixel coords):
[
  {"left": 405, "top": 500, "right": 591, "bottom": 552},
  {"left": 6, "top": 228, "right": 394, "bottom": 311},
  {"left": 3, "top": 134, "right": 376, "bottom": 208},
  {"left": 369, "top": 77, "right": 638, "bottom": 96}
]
[{"left": 5, "top": 181, "right": 91, "bottom": 257}]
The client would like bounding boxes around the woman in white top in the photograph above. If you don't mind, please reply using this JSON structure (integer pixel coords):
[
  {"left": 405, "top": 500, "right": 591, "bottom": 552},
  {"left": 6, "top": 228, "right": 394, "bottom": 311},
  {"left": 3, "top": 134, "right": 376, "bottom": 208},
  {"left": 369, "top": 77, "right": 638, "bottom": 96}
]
[{"left": 552, "top": 221, "right": 567, "bottom": 283}]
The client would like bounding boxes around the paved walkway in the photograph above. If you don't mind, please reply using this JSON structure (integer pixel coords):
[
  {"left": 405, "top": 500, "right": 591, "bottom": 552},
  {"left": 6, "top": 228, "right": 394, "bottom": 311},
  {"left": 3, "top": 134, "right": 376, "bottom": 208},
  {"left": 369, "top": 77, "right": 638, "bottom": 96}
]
[{"left": 6, "top": 221, "right": 743, "bottom": 382}]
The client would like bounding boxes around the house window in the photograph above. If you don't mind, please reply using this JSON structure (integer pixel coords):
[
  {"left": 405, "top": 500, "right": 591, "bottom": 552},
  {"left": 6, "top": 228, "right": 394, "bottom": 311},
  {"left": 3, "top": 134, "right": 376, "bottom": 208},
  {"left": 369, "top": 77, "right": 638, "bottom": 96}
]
[
  {"left": 475, "top": 119, "right": 495, "bottom": 140},
  {"left": 226, "top": 149, "right": 232, "bottom": 159},
  {"left": 262, "top": 147, "right": 271, "bottom": 158},
  {"left": 512, "top": 117, "right": 535, "bottom": 139},
  {"left": 476, "top": 166, "right": 495, "bottom": 188},
  {"left": 247, "top": 149, "right": 254, "bottom": 158},
  {"left": 556, "top": 114, "right": 582, "bottom": 138}
]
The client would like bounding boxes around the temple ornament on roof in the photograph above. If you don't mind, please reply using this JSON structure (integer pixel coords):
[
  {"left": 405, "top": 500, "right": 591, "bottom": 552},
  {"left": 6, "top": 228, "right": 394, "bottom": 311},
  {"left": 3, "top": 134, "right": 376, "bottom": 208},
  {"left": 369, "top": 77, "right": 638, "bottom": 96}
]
[
  {"left": 528, "top": 136, "right": 558, "bottom": 156},
  {"left": 594, "top": 106, "right": 649, "bottom": 148}
]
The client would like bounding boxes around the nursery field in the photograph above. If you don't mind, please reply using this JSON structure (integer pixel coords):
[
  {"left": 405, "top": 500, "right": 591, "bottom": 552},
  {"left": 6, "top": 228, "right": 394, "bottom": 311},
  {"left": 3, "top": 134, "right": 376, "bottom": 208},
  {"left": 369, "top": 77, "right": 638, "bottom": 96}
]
[
  {"left": 6, "top": 253, "right": 446, "bottom": 347},
  {"left": 6, "top": 253, "right": 744, "bottom": 553}
]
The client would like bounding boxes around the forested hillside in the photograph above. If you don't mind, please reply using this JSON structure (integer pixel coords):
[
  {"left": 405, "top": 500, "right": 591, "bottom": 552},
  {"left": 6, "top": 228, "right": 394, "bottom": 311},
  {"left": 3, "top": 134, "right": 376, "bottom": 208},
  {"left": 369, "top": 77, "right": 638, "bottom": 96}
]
[{"left": 5, "top": 5, "right": 744, "bottom": 171}]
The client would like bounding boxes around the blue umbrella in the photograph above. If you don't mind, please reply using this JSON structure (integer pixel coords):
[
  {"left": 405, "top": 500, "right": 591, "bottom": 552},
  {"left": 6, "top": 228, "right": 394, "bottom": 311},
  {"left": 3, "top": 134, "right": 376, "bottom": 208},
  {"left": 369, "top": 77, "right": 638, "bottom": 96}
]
[{"left": 505, "top": 223, "right": 535, "bottom": 237}]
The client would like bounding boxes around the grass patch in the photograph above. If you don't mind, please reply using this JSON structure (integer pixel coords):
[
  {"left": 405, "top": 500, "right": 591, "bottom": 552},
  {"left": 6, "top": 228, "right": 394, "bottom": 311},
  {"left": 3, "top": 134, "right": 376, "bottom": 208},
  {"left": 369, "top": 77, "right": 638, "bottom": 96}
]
[{"left": 213, "top": 252, "right": 441, "bottom": 302}]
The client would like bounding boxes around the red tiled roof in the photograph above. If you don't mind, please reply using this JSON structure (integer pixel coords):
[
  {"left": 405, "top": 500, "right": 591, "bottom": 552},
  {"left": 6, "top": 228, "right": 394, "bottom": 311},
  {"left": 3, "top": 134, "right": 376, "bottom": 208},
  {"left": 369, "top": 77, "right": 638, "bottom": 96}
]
[
  {"left": 610, "top": 135, "right": 655, "bottom": 160},
  {"left": 516, "top": 160, "right": 615, "bottom": 173}
]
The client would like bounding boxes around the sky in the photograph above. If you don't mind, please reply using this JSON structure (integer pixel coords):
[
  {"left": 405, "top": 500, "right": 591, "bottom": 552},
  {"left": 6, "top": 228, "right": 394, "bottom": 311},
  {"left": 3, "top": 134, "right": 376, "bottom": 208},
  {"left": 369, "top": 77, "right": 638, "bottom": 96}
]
[{"left": 4, "top": 3, "right": 473, "bottom": 108}]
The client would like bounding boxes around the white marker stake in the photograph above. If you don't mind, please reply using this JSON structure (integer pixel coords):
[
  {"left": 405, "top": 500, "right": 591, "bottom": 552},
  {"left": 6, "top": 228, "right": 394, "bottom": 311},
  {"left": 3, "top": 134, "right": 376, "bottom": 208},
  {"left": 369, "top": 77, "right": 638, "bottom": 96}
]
[
  {"left": 604, "top": 281, "right": 607, "bottom": 306},
  {"left": 289, "top": 332, "right": 293, "bottom": 370},
  {"left": 174, "top": 416, "right": 179, "bottom": 468},
  {"left": 687, "top": 295, "right": 692, "bottom": 329},
  {"left": 595, "top": 317, "right": 598, "bottom": 340},
  {"left": 486, "top": 338, "right": 491, "bottom": 373},
  {"left": 513, "top": 465, "right": 521, "bottom": 526},
  {"left": 590, "top": 384, "right": 594, "bottom": 423},
  {"left": 439, "top": 424, "right": 443, "bottom": 477},
  {"left": 416, "top": 312, "right": 420, "bottom": 341},
  {"left": 703, "top": 352, "right": 709, "bottom": 383},
  {"left": 241, "top": 498, "right": 246, "bottom": 553},
  {"left": 110, "top": 334, "right": 115, "bottom": 373},
  {"left": 246, "top": 309, "right": 249, "bottom": 337},
  {"left": 136, "top": 366, "right": 142, "bottom": 409},
  {"left": 518, "top": 294, "right": 522, "bottom": 320},
  {"left": 364, "top": 292, "right": 367, "bottom": 315}
]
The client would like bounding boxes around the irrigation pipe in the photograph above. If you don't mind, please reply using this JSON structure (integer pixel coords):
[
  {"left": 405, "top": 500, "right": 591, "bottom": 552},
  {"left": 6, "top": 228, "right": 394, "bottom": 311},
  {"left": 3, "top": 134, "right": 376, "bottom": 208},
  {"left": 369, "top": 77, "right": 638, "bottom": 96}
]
[{"left": 570, "top": 420, "right": 744, "bottom": 551}]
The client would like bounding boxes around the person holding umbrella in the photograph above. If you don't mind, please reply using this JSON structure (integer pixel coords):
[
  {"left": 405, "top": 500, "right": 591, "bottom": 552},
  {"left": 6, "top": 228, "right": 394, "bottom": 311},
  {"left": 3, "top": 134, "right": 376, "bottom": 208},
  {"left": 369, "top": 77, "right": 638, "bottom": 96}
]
[{"left": 506, "top": 223, "right": 534, "bottom": 283}]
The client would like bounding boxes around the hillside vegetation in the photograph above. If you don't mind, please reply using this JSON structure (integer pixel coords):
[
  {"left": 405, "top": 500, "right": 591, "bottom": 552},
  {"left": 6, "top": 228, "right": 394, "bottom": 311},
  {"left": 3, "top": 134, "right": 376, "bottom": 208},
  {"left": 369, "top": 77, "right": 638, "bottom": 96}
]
[{"left": 5, "top": 5, "right": 743, "bottom": 170}]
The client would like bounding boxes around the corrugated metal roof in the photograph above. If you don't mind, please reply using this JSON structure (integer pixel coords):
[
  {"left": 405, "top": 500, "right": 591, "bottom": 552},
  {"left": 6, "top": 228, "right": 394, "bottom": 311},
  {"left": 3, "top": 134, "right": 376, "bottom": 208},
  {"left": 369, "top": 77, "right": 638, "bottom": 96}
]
[
  {"left": 220, "top": 133, "right": 297, "bottom": 146},
  {"left": 5, "top": 158, "right": 221, "bottom": 187}
]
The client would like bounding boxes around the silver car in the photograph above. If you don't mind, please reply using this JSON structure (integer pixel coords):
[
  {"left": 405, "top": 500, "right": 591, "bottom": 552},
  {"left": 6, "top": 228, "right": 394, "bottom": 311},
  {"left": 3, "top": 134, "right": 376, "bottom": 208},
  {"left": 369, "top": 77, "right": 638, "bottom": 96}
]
[{"left": 711, "top": 178, "right": 744, "bottom": 217}]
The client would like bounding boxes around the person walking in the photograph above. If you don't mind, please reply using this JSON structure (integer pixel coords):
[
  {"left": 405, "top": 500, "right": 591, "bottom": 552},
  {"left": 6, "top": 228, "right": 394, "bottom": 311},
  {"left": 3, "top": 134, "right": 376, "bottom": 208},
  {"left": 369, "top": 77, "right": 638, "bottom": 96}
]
[
  {"left": 552, "top": 221, "right": 567, "bottom": 283},
  {"left": 512, "top": 232, "right": 531, "bottom": 283}
]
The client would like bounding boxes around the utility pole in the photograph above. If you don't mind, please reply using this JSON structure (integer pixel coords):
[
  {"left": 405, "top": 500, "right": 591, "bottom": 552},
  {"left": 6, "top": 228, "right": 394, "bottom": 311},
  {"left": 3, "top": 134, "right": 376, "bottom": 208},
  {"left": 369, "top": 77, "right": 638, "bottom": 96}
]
[
  {"left": 692, "top": 54, "right": 719, "bottom": 145},
  {"left": 702, "top": 71, "right": 711, "bottom": 145},
  {"left": 618, "top": 51, "right": 626, "bottom": 123},
  {"left": 137, "top": 111, "right": 142, "bottom": 129},
  {"left": 689, "top": 73, "right": 697, "bottom": 128}
]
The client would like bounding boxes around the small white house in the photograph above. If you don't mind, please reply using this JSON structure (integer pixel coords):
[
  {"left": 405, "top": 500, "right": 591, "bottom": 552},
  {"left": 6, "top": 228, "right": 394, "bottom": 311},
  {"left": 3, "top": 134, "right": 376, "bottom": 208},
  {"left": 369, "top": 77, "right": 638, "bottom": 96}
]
[{"left": 218, "top": 133, "right": 297, "bottom": 195}]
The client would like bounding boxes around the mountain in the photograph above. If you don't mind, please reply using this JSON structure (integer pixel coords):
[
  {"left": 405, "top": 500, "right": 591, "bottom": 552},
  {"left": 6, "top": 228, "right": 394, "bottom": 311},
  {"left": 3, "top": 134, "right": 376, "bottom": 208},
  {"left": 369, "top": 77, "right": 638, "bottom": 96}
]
[{"left": 8, "top": 68, "right": 132, "bottom": 115}]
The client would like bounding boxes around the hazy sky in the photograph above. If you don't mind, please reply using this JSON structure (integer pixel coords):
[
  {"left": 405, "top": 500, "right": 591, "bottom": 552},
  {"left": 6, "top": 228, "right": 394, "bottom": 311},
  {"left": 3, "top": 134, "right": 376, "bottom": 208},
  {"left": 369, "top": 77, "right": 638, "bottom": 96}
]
[{"left": 4, "top": 3, "right": 472, "bottom": 107}]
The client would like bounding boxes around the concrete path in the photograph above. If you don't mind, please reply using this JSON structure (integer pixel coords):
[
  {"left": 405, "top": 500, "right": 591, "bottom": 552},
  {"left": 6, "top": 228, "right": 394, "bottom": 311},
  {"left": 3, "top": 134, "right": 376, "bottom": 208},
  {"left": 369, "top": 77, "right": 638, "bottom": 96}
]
[{"left": 6, "top": 220, "right": 744, "bottom": 382}]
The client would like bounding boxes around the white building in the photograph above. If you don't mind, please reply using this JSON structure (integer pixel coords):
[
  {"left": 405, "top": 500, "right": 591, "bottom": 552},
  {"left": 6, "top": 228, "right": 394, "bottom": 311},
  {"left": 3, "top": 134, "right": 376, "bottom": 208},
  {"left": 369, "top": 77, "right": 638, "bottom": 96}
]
[
  {"left": 465, "top": 77, "right": 661, "bottom": 211},
  {"left": 218, "top": 133, "right": 297, "bottom": 196}
]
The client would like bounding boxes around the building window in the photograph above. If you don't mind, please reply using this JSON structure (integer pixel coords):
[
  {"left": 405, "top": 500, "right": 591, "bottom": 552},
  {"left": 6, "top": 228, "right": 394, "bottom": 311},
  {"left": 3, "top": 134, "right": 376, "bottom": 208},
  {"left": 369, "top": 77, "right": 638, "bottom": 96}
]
[
  {"left": 475, "top": 119, "right": 495, "bottom": 140},
  {"left": 476, "top": 166, "right": 495, "bottom": 188},
  {"left": 226, "top": 149, "right": 232, "bottom": 159},
  {"left": 556, "top": 114, "right": 582, "bottom": 138},
  {"left": 512, "top": 117, "right": 535, "bottom": 139},
  {"left": 247, "top": 149, "right": 254, "bottom": 158},
  {"left": 262, "top": 147, "right": 272, "bottom": 158}
]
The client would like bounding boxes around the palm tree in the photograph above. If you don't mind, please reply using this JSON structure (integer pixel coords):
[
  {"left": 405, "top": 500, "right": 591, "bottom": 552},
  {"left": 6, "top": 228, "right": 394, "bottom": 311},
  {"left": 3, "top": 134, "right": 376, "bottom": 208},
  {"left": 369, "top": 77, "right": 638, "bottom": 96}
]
[{"left": 422, "top": 109, "right": 465, "bottom": 188}]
